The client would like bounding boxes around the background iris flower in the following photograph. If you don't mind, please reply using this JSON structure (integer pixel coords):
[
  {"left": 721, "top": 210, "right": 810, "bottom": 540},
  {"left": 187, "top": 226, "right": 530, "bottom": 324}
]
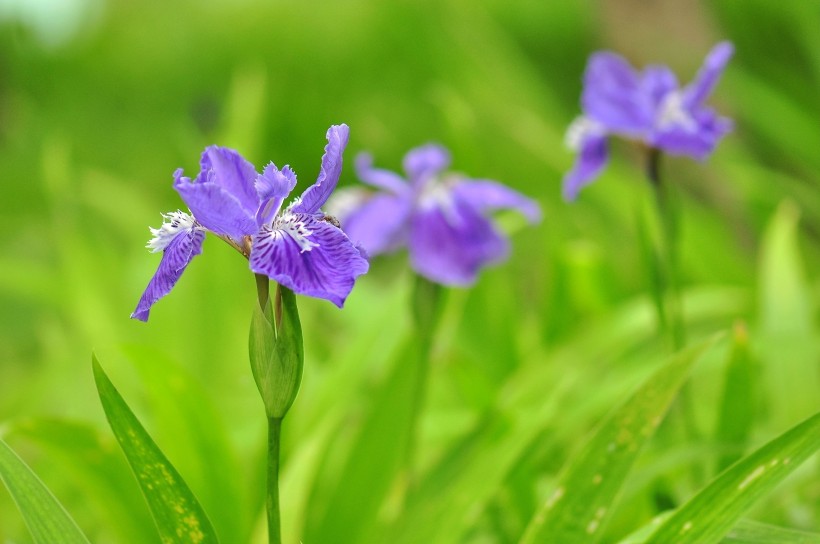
[
  {"left": 132, "top": 124, "right": 368, "bottom": 321},
  {"left": 563, "top": 42, "right": 734, "bottom": 200},
  {"left": 334, "top": 144, "right": 541, "bottom": 286}
]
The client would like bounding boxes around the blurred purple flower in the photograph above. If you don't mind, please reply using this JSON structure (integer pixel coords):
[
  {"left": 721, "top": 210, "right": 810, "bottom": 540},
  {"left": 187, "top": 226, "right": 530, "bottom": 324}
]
[
  {"left": 132, "top": 124, "right": 368, "bottom": 321},
  {"left": 332, "top": 144, "right": 541, "bottom": 286},
  {"left": 563, "top": 42, "right": 734, "bottom": 200}
]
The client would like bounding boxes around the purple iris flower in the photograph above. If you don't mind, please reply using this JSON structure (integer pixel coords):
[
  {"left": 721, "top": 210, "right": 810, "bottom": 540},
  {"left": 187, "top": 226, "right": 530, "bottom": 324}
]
[
  {"left": 131, "top": 124, "right": 369, "bottom": 321},
  {"left": 331, "top": 144, "right": 541, "bottom": 286},
  {"left": 563, "top": 42, "right": 734, "bottom": 200}
]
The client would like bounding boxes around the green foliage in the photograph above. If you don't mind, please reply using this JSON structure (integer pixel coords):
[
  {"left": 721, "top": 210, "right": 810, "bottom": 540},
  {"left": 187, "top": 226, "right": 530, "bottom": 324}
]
[
  {"left": 1, "top": 1, "right": 820, "bottom": 542},
  {"left": 0, "top": 437, "right": 90, "bottom": 544},
  {"left": 647, "top": 410, "right": 820, "bottom": 543},
  {"left": 520, "top": 336, "right": 719, "bottom": 544},
  {"left": 92, "top": 356, "right": 219, "bottom": 543}
]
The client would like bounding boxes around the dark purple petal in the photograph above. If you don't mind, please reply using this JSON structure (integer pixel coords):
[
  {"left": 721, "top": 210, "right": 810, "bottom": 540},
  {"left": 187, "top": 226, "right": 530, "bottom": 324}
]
[
  {"left": 562, "top": 127, "right": 609, "bottom": 201},
  {"left": 131, "top": 220, "right": 205, "bottom": 322},
  {"left": 452, "top": 180, "right": 542, "bottom": 223},
  {"left": 582, "top": 52, "right": 653, "bottom": 134},
  {"left": 652, "top": 107, "right": 732, "bottom": 159},
  {"left": 291, "top": 124, "right": 349, "bottom": 215},
  {"left": 255, "top": 163, "right": 297, "bottom": 226},
  {"left": 198, "top": 146, "right": 260, "bottom": 214},
  {"left": 408, "top": 200, "right": 508, "bottom": 286},
  {"left": 341, "top": 192, "right": 413, "bottom": 256},
  {"left": 682, "top": 42, "right": 734, "bottom": 109},
  {"left": 250, "top": 213, "right": 369, "bottom": 307},
  {"left": 402, "top": 144, "right": 451, "bottom": 186},
  {"left": 174, "top": 169, "right": 258, "bottom": 240},
  {"left": 355, "top": 152, "right": 410, "bottom": 194}
]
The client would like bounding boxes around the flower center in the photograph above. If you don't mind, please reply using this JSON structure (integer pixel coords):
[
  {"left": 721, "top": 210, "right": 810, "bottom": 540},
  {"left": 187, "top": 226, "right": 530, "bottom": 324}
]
[
  {"left": 656, "top": 91, "right": 697, "bottom": 132},
  {"left": 272, "top": 212, "right": 319, "bottom": 253}
]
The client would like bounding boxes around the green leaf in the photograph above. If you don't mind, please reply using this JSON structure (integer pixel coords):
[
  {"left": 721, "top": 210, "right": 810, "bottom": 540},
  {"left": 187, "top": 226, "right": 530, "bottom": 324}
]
[
  {"left": 519, "top": 335, "right": 720, "bottom": 544},
  {"left": 723, "top": 519, "right": 820, "bottom": 543},
  {"left": 621, "top": 517, "right": 820, "bottom": 544},
  {"left": 646, "top": 410, "right": 820, "bottom": 544},
  {"left": 7, "top": 418, "right": 155, "bottom": 543},
  {"left": 0, "top": 436, "right": 91, "bottom": 544},
  {"left": 714, "top": 323, "right": 760, "bottom": 471},
  {"left": 92, "top": 355, "right": 219, "bottom": 544}
]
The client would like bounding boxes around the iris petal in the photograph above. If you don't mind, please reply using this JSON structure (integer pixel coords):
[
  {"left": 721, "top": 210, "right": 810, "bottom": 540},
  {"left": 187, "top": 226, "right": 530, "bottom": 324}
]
[
  {"left": 131, "top": 221, "right": 205, "bottom": 322},
  {"left": 255, "top": 163, "right": 297, "bottom": 226},
  {"left": 198, "top": 146, "right": 260, "bottom": 215},
  {"left": 652, "top": 107, "right": 732, "bottom": 160},
  {"left": 582, "top": 52, "right": 652, "bottom": 135},
  {"left": 683, "top": 41, "right": 734, "bottom": 109},
  {"left": 292, "top": 124, "right": 349, "bottom": 215},
  {"left": 249, "top": 213, "right": 369, "bottom": 307},
  {"left": 174, "top": 170, "right": 258, "bottom": 240},
  {"left": 402, "top": 144, "right": 451, "bottom": 186},
  {"left": 341, "top": 192, "right": 413, "bottom": 256},
  {"left": 452, "top": 180, "right": 542, "bottom": 223},
  {"left": 409, "top": 200, "right": 508, "bottom": 286},
  {"left": 355, "top": 152, "right": 409, "bottom": 194},
  {"left": 562, "top": 129, "right": 609, "bottom": 201}
]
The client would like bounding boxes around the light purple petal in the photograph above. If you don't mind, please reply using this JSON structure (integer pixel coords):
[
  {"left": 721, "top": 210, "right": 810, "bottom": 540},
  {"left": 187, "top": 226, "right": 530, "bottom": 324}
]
[
  {"left": 174, "top": 169, "right": 258, "bottom": 240},
  {"left": 199, "top": 146, "right": 260, "bottom": 214},
  {"left": 250, "top": 213, "right": 369, "bottom": 307},
  {"left": 355, "top": 152, "right": 409, "bottom": 194},
  {"left": 582, "top": 52, "right": 653, "bottom": 134},
  {"left": 562, "top": 130, "right": 609, "bottom": 201},
  {"left": 642, "top": 65, "right": 679, "bottom": 110},
  {"left": 291, "top": 124, "right": 350, "bottom": 215},
  {"left": 409, "top": 200, "right": 508, "bottom": 286},
  {"left": 403, "top": 144, "right": 451, "bottom": 186},
  {"left": 256, "top": 163, "right": 297, "bottom": 226},
  {"left": 341, "top": 192, "right": 413, "bottom": 256},
  {"left": 131, "top": 224, "right": 205, "bottom": 322},
  {"left": 652, "top": 107, "right": 732, "bottom": 160},
  {"left": 452, "top": 180, "right": 542, "bottom": 223},
  {"left": 683, "top": 42, "right": 734, "bottom": 109}
]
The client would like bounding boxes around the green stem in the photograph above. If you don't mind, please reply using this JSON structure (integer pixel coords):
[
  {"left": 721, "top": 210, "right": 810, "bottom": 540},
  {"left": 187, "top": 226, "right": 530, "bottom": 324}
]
[
  {"left": 404, "top": 275, "right": 444, "bottom": 485},
  {"left": 646, "top": 148, "right": 685, "bottom": 351},
  {"left": 267, "top": 417, "right": 283, "bottom": 544}
]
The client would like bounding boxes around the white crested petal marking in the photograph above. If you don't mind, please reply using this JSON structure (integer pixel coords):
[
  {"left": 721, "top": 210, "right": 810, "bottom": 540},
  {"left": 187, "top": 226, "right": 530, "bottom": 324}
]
[{"left": 146, "top": 211, "right": 199, "bottom": 253}]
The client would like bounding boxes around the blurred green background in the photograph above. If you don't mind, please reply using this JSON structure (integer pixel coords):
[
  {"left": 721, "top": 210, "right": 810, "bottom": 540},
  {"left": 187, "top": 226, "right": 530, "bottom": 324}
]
[{"left": 1, "top": 0, "right": 819, "bottom": 542}]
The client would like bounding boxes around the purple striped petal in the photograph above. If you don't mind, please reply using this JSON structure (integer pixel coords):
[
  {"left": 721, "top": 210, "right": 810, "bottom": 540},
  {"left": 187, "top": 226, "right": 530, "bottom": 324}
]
[
  {"left": 355, "top": 152, "right": 409, "bottom": 194},
  {"left": 683, "top": 42, "right": 734, "bottom": 109},
  {"left": 403, "top": 144, "right": 451, "bottom": 186},
  {"left": 291, "top": 124, "right": 349, "bottom": 215},
  {"left": 452, "top": 180, "right": 542, "bottom": 223},
  {"left": 341, "top": 192, "right": 413, "bottom": 256},
  {"left": 408, "top": 200, "right": 508, "bottom": 286},
  {"left": 582, "top": 52, "right": 653, "bottom": 135},
  {"left": 131, "top": 212, "right": 205, "bottom": 322},
  {"left": 249, "top": 212, "right": 369, "bottom": 307}
]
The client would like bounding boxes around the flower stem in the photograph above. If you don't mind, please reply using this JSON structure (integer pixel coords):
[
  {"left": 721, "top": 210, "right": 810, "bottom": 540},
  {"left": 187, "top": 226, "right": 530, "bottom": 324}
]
[
  {"left": 646, "top": 148, "right": 685, "bottom": 351},
  {"left": 266, "top": 416, "right": 283, "bottom": 544},
  {"left": 405, "top": 275, "right": 444, "bottom": 483}
]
